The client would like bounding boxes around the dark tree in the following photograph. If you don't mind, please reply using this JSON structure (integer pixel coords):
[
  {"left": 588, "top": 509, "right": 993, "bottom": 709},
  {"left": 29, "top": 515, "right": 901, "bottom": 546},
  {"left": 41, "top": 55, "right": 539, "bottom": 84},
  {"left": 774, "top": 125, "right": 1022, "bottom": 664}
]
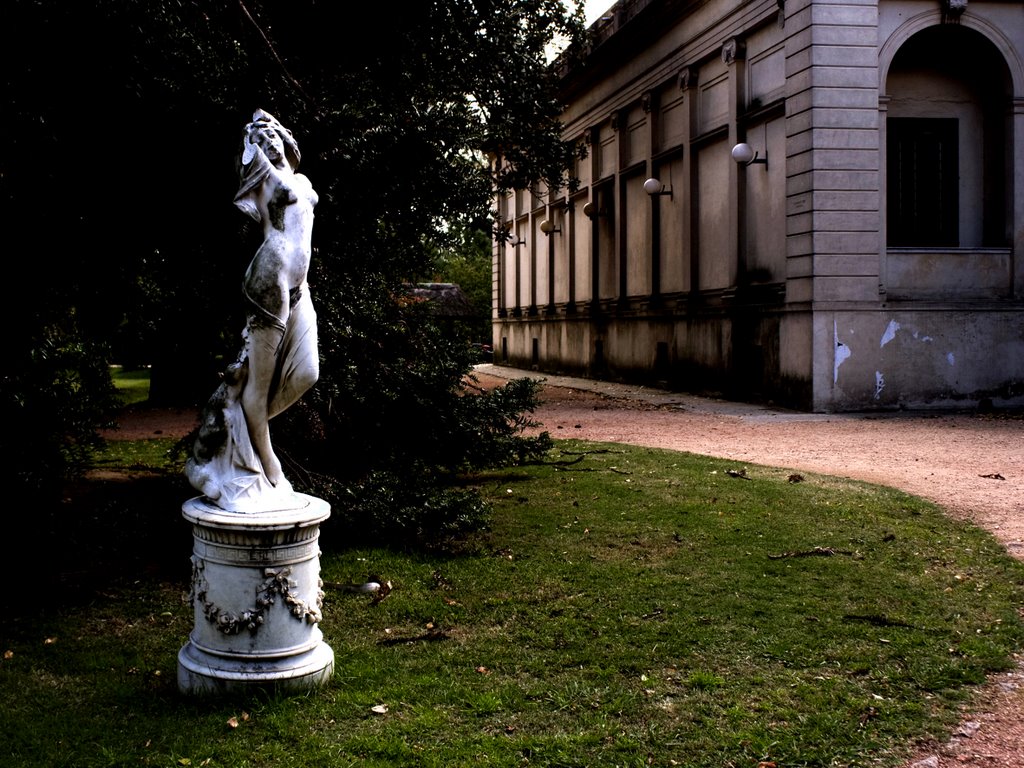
[{"left": 3, "top": 0, "right": 583, "bottom": 541}]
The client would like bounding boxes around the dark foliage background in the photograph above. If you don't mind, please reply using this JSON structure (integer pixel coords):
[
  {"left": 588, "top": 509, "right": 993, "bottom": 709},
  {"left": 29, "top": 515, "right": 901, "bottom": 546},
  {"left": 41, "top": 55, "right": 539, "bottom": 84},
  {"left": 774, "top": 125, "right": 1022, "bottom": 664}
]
[{"left": 3, "top": 0, "right": 584, "bottom": 542}]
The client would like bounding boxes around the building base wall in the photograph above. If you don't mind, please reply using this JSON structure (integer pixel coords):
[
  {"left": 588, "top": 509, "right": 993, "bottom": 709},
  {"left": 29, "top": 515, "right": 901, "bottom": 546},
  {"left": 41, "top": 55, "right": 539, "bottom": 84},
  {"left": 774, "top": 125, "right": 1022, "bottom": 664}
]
[
  {"left": 494, "top": 306, "right": 814, "bottom": 410},
  {"left": 815, "top": 308, "right": 1024, "bottom": 412},
  {"left": 495, "top": 305, "right": 1023, "bottom": 412}
]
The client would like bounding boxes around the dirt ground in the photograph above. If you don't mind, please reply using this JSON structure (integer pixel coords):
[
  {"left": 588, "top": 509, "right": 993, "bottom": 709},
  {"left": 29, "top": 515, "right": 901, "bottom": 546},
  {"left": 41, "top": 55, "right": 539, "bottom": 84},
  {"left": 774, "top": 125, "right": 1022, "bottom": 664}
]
[{"left": 107, "top": 367, "right": 1023, "bottom": 767}]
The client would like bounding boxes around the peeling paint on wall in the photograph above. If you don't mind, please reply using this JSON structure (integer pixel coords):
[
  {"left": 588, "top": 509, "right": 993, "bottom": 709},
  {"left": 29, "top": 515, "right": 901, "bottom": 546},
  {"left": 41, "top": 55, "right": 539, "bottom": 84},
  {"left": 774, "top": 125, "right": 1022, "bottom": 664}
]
[
  {"left": 834, "top": 320, "right": 851, "bottom": 384},
  {"left": 880, "top": 320, "right": 900, "bottom": 347},
  {"left": 875, "top": 371, "right": 885, "bottom": 400}
]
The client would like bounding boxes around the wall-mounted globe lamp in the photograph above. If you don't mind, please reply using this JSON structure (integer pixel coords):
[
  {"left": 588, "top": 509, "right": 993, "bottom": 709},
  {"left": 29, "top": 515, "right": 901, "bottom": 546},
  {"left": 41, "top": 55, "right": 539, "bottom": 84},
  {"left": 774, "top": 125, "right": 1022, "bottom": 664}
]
[
  {"left": 539, "top": 219, "right": 561, "bottom": 236},
  {"left": 643, "top": 177, "right": 672, "bottom": 197},
  {"left": 731, "top": 142, "right": 767, "bottom": 168}
]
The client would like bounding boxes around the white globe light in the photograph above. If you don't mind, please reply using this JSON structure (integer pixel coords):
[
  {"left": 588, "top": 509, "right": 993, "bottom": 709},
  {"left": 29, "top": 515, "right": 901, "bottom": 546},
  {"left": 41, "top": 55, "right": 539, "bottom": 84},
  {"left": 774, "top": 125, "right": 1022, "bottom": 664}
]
[
  {"left": 643, "top": 178, "right": 664, "bottom": 195},
  {"left": 731, "top": 143, "right": 755, "bottom": 164}
]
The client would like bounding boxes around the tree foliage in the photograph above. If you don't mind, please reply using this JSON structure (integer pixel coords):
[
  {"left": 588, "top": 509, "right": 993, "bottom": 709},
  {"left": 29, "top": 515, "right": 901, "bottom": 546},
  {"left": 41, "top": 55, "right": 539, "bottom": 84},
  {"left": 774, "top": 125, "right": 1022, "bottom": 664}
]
[
  {"left": 4, "top": 0, "right": 582, "bottom": 541},
  {"left": 3, "top": 312, "right": 120, "bottom": 501}
]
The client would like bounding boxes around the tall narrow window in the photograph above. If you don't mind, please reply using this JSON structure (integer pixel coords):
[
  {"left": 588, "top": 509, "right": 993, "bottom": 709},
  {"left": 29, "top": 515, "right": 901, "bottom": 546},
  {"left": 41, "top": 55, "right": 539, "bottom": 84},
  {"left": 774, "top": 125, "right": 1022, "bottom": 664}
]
[{"left": 887, "top": 118, "right": 959, "bottom": 247}]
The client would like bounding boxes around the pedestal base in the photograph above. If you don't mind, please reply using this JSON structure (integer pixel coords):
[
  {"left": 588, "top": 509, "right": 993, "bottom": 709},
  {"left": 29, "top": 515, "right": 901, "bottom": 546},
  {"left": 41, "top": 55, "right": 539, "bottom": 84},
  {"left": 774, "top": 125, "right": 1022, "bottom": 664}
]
[
  {"left": 177, "top": 638, "right": 334, "bottom": 695},
  {"left": 177, "top": 494, "right": 334, "bottom": 696}
]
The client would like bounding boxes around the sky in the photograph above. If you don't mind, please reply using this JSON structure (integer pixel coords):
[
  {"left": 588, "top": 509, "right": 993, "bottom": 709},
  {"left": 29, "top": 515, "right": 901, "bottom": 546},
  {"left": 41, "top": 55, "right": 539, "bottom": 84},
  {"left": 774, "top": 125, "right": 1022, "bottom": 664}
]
[
  {"left": 545, "top": 1, "right": 616, "bottom": 59},
  {"left": 582, "top": 0, "right": 615, "bottom": 25}
]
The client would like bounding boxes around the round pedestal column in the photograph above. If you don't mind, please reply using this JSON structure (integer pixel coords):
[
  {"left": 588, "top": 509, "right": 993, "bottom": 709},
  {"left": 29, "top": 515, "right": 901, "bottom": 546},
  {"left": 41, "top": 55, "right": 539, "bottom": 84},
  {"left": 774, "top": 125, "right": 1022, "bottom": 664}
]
[{"left": 177, "top": 494, "right": 334, "bottom": 695}]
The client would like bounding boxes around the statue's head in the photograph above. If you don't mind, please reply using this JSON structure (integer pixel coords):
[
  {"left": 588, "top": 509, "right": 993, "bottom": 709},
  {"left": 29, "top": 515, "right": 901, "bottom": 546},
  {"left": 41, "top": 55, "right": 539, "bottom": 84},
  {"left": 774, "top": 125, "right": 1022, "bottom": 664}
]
[{"left": 240, "top": 109, "right": 301, "bottom": 172}]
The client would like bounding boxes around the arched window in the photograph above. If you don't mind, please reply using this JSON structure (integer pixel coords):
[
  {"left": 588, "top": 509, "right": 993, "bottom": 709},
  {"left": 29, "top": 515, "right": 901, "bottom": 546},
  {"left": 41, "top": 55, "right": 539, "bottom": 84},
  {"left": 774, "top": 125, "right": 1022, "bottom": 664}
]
[{"left": 885, "top": 25, "right": 1011, "bottom": 248}]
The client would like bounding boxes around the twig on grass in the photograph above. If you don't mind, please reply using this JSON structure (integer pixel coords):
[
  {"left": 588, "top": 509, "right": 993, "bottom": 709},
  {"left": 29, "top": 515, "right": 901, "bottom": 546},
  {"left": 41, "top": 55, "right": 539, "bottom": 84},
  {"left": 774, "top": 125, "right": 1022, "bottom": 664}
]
[
  {"left": 768, "top": 546, "right": 855, "bottom": 560},
  {"left": 842, "top": 613, "right": 917, "bottom": 629},
  {"left": 544, "top": 448, "right": 626, "bottom": 471},
  {"left": 377, "top": 626, "right": 449, "bottom": 646}
]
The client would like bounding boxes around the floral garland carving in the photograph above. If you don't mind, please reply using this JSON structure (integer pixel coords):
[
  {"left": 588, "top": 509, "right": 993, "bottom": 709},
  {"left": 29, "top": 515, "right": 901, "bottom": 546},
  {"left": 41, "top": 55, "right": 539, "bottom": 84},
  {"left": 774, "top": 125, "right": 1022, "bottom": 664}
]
[{"left": 189, "top": 557, "right": 324, "bottom": 636}]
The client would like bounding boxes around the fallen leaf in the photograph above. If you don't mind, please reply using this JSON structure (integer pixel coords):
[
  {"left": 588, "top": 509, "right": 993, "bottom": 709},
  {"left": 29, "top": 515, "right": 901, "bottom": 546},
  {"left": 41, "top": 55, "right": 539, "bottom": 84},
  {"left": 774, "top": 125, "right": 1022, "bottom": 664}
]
[
  {"left": 3, "top": 650, "right": 13, "bottom": 660},
  {"left": 476, "top": 666, "right": 490, "bottom": 674},
  {"left": 371, "top": 704, "right": 388, "bottom": 714},
  {"left": 370, "top": 581, "right": 393, "bottom": 606},
  {"left": 788, "top": 473, "right": 804, "bottom": 483},
  {"left": 44, "top": 637, "right": 57, "bottom": 645},
  {"left": 227, "top": 717, "right": 239, "bottom": 729},
  {"left": 979, "top": 472, "right": 1006, "bottom": 480}
]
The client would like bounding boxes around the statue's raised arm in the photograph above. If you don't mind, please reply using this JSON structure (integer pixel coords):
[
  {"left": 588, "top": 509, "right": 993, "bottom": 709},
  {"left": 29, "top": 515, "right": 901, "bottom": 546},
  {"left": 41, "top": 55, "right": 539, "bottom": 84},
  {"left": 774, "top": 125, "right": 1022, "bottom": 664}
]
[{"left": 186, "top": 110, "right": 320, "bottom": 512}]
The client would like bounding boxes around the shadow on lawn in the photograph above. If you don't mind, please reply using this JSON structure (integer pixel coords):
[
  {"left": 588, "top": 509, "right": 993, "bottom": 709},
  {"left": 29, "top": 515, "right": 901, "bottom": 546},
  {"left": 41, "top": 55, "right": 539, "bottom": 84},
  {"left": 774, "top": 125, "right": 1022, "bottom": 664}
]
[{"left": 6, "top": 472, "right": 195, "bottom": 618}]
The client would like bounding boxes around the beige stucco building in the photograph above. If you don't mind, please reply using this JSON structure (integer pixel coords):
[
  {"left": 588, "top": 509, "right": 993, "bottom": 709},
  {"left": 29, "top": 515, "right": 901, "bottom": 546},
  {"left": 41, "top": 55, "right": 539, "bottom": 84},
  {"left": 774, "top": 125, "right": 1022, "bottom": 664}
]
[{"left": 492, "top": 0, "right": 1024, "bottom": 411}]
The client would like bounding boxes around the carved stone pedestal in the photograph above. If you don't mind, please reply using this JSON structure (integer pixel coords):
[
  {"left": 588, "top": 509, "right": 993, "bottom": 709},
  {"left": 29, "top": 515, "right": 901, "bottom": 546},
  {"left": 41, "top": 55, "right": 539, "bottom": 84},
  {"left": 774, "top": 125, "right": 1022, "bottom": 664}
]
[{"left": 177, "top": 494, "right": 334, "bottom": 695}]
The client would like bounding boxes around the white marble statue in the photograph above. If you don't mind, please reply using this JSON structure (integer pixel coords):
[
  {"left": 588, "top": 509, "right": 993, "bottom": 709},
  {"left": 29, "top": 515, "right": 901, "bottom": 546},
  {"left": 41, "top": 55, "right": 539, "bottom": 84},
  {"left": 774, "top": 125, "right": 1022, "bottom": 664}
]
[{"left": 186, "top": 110, "right": 319, "bottom": 512}]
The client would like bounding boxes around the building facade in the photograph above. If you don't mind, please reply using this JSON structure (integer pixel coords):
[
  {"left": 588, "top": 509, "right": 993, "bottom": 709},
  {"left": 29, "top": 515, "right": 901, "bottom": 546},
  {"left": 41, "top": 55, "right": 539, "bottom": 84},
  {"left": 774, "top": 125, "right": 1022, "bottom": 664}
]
[{"left": 492, "top": 0, "right": 1024, "bottom": 411}]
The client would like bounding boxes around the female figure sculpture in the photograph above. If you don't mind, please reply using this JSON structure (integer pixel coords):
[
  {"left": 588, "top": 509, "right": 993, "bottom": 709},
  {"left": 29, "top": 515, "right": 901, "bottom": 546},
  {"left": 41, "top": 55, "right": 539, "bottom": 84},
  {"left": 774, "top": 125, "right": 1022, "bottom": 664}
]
[{"left": 186, "top": 110, "right": 319, "bottom": 511}]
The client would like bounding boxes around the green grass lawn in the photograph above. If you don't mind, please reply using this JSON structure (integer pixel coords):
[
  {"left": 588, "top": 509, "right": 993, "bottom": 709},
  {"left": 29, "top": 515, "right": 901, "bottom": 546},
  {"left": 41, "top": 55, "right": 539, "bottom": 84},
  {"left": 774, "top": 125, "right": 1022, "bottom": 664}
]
[
  {"left": 111, "top": 364, "right": 152, "bottom": 406},
  {"left": 2, "top": 441, "right": 1022, "bottom": 767}
]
